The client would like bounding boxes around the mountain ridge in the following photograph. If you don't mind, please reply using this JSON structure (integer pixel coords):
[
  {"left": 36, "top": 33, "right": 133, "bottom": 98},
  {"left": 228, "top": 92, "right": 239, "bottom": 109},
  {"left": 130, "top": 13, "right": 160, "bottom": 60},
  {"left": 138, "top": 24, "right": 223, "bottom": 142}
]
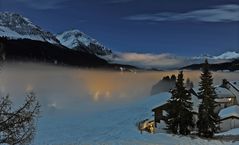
[
  {"left": 0, "top": 12, "right": 112, "bottom": 56},
  {"left": 193, "top": 51, "right": 239, "bottom": 60},
  {"left": 0, "top": 37, "right": 137, "bottom": 70},
  {"left": 181, "top": 59, "right": 239, "bottom": 71}
]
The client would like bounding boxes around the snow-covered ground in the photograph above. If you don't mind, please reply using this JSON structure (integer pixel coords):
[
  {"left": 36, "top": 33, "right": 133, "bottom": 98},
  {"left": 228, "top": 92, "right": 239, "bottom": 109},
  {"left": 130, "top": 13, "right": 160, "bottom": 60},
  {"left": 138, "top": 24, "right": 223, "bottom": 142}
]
[
  {"left": 33, "top": 92, "right": 239, "bottom": 145},
  {"left": 216, "top": 128, "right": 239, "bottom": 136}
]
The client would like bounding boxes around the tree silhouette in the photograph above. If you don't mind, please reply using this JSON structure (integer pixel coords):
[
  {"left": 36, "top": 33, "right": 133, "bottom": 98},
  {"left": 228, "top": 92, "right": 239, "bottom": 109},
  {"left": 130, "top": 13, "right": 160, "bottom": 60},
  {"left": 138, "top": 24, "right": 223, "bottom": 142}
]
[
  {"left": 197, "top": 59, "right": 219, "bottom": 138},
  {"left": 0, "top": 93, "right": 40, "bottom": 145},
  {"left": 166, "top": 71, "right": 194, "bottom": 135}
]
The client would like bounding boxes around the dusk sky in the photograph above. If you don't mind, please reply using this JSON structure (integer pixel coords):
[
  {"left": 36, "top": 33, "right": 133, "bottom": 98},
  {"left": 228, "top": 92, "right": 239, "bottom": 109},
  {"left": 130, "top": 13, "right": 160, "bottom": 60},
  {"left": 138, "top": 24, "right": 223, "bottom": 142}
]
[{"left": 0, "top": 0, "right": 239, "bottom": 56}]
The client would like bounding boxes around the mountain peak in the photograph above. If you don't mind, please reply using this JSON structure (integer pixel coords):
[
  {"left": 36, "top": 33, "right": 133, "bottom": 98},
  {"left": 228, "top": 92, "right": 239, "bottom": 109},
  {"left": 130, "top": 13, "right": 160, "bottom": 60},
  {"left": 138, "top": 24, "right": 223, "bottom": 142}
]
[
  {"left": 193, "top": 51, "right": 239, "bottom": 60},
  {"left": 56, "top": 29, "right": 112, "bottom": 56},
  {"left": 63, "top": 29, "right": 82, "bottom": 34},
  {"left": 0, "top": 12, "right": 112, "bottom": 56},
  {"left": 1, "top": 12, "right": 33, "bottom": 25},
  {"left": 0, "top": 12, "right": 59, "bottom": 44}
]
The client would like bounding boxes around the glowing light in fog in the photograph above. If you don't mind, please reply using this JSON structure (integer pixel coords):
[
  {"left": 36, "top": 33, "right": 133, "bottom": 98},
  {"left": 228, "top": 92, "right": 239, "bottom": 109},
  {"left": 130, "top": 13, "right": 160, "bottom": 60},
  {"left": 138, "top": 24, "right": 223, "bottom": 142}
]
[{"left": 26, "top": 84, "right": 33, "bottom": 92}]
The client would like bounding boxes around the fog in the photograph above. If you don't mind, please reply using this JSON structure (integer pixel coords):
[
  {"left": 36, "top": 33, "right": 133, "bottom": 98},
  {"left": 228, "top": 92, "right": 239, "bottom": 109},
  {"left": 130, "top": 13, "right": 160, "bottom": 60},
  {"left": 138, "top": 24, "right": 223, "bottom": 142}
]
[
  {"left": 0, "top": 62, "right": 238, "bottom": 114},
  {"left": 0, "top": 62, "right": 238, "bottom": 144}
]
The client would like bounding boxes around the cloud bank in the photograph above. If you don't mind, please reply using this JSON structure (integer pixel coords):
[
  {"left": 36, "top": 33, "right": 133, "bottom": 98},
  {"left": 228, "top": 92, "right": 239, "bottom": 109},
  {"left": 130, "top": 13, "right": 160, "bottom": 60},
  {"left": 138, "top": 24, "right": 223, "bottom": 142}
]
[
  {"left": 103, "top": 52, "right": 188, "bottom": 69},
  {"left": 102, "top": 51, "right": 239, "bottom": 69},
  {"left": 125, "top": 4, "right": 239, "bottom": 22},
  {"left": 113, "top": 52, "right": 185, "bottom": 69}
]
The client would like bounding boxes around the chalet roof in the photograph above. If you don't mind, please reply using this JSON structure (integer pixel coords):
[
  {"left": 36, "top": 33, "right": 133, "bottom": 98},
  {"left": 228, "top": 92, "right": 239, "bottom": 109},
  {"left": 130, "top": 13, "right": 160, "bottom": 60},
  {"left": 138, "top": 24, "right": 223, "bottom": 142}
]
[
  {"left": 151, "top": 94, "right": 201, "bottom": 113},
  {"left": 191, "top": 86, "right": 235, "bottom": 98},
  {"left": 215, "top": 87, "right": 235, "bottom": 98},
  {"left": 151, "top": 93, "right": 171, "bottom": 111},
  {"left": 229, "top": 81, "right": 239, "bottom": 92},
  {"left": 219, "top": 105, "right": 239, "bottom": 120},
  {"left": 227, "top": 81, "right": 239, "bottom": 103}
]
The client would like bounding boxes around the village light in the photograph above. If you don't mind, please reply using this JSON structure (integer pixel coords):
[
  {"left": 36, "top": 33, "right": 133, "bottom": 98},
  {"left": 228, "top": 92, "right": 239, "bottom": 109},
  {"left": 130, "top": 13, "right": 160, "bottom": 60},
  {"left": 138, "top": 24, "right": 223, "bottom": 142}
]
[{"left": 228, "top": 98, "right": 232, "bottom": 101}]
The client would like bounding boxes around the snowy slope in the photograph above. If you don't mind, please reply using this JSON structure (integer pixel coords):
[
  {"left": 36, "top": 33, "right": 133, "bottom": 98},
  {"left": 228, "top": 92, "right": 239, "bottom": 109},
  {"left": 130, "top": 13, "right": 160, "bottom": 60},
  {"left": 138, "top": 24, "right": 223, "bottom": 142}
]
[
  {"left": 0, "top": 12, "right": 59, "bottom": 44},
  {"left": 32, "top": 92, "right": 238, "bottom": 145},
  {"left": 56, "top": 30, "right": 112, "bottom": 56},
  {"left": 217, "top": 128, "right": 239, "bottom": 136}
]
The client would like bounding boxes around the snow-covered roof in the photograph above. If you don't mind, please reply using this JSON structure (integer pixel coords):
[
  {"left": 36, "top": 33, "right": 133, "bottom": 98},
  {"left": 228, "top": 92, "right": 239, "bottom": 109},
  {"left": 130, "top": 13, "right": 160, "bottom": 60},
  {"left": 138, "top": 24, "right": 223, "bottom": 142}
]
[
  {"left": 151, "top": 92, "right": 172, "bottom": 110},
  {"left": 230, "top": 81, "right": 239, "bottom": 91},
  {"left": 150, "top": 93, "right": 201, "bottom": 113},
  {"left": 227, "top": 81, "right": 239, "bottom": 103},
  {"left": 191, "top": 86, "right": 236, "bottom": 99},
  {"left": 219, "top": 105, "right": 239, "bottom": 119},
  {"left": 215, "top": 87, "right": 235, "bottom": 98}
]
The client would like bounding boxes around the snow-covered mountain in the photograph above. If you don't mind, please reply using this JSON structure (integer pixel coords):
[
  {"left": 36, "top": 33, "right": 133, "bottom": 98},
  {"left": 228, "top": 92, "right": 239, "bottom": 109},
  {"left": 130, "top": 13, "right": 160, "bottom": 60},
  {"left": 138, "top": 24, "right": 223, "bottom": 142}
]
[
  {"left": 212, "top": 51, "right": 239, "bottom": 59},
  {"left": 0, "top": 12, "right": 112, "bottom": 56},
  {"left": 0, "top": 12, "right": 59, "bottom": 44},
  {"left": 193, "top": 51, "right": 239, "bottom": 60},
  {"left": 56, "top": 30, "right": 112, "bottom": 56}
]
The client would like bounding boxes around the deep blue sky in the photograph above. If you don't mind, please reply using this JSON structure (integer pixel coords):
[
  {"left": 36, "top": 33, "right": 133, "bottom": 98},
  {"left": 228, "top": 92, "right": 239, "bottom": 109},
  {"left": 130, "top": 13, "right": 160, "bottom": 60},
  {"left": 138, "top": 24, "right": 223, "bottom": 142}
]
[{"left": 0, "top": 0, "right": 239, "bottom": 56}]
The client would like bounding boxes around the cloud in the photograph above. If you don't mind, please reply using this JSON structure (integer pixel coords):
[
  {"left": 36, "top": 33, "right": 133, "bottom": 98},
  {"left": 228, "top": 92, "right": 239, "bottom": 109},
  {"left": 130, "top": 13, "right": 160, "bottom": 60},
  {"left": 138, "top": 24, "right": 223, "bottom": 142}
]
[
  {"left": 102, "top": 51, "right": 237, "bottom": 69},
  {"left": 125, "top": 4, "right": 239, "bottom": 22},
  {"left": 103, "top": 52, "right": 186, "bottom": 69},
  {"left": 15, "top": 0, "right": 69, "bottom": 10}
]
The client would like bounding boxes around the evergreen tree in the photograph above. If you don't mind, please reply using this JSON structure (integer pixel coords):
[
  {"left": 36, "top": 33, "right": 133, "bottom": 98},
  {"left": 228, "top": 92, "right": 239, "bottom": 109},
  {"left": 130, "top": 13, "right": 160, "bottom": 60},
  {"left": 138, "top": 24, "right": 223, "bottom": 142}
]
[
  {"left": 166, "top": 71, "right": 194, "bottom": 135},
  {"left": 197, "top": 59, "right": 219, "bottom": 138}
]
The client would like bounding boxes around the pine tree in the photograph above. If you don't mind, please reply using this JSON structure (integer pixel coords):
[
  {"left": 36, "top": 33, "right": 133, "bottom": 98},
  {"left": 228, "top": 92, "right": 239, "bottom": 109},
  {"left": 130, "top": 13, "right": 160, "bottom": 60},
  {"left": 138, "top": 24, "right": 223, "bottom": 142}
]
[
  {"left": 166, "top": 71, "right": 194, "bottom": 135},
  {"left": 197, "top": 59, "right": 219, "bottom": 138}
]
